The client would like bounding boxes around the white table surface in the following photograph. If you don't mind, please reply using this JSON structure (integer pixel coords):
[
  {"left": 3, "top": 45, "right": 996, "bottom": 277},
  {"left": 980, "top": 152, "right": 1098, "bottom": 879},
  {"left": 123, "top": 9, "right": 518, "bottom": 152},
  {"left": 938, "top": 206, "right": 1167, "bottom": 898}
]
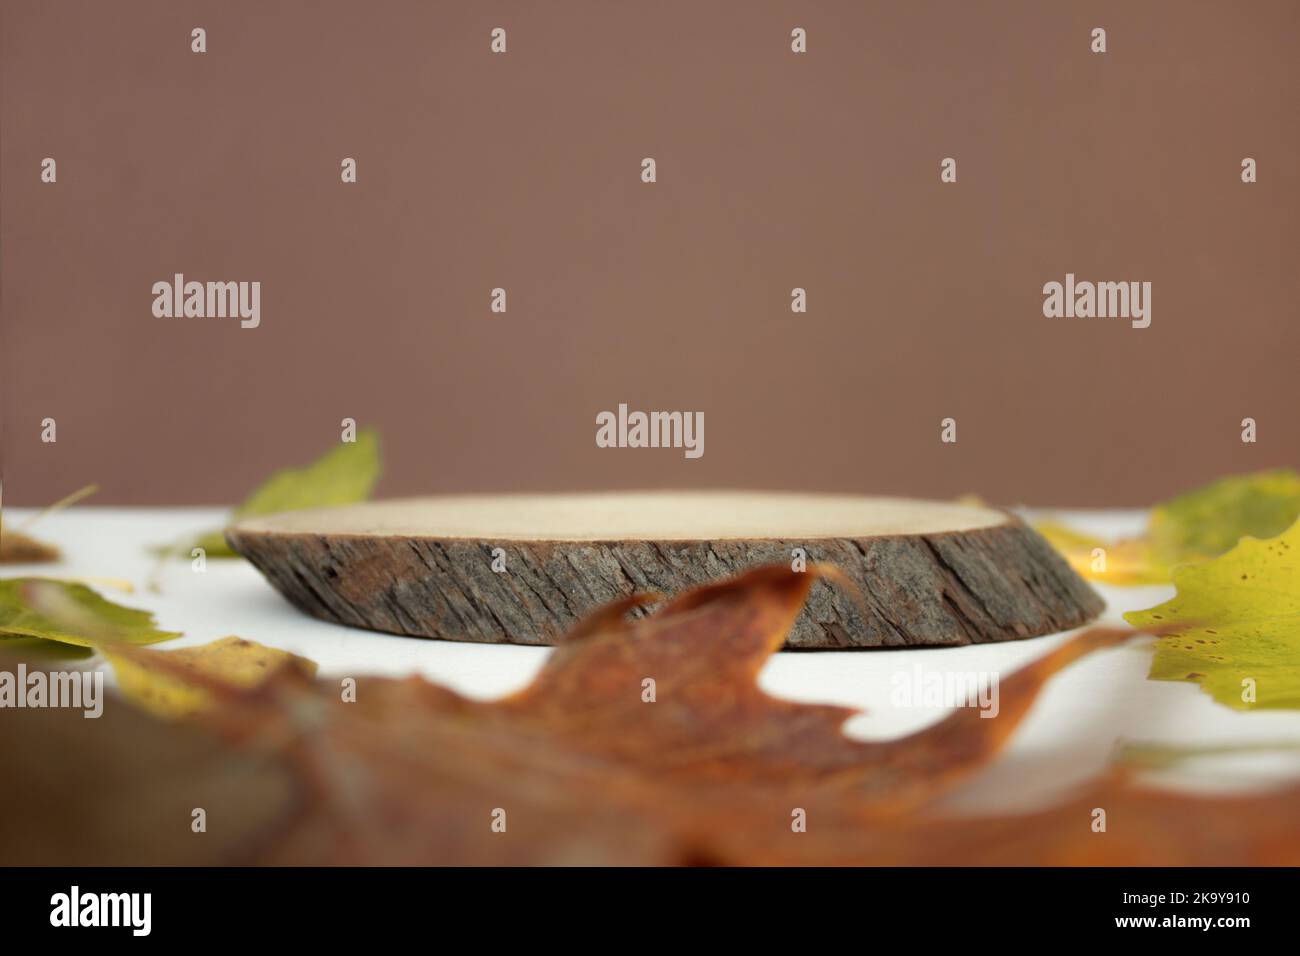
[{"left": 6, "top": 506, "right": 1299, "bottom": 813}]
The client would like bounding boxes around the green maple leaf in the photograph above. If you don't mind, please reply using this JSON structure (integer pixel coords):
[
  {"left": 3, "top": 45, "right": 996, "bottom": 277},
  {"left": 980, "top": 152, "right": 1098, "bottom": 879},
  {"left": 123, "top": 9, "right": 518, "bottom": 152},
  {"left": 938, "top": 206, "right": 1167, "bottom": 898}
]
[
  {"left": 0, "top": 578, "right": 180, "bottom": 649},
  {"left": 1148, "top": 469, "right": 1300, "bottom": 568},
  {"left": 186, "top": 429, "right": 382, "bottom": 558},
  {"left": 1038, "top": 468, "right": 1300, "bottom": 585},
  {"left": 1126, "top": 517, "right": 1300, "bottom": 710}
]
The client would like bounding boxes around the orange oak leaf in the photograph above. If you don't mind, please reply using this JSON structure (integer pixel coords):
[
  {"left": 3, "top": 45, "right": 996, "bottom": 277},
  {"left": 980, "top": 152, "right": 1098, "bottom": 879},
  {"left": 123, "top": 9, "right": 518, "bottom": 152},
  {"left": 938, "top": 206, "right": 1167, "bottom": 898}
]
[{"left": 1, "top": 564, "right": 1295, "bottom": 866}]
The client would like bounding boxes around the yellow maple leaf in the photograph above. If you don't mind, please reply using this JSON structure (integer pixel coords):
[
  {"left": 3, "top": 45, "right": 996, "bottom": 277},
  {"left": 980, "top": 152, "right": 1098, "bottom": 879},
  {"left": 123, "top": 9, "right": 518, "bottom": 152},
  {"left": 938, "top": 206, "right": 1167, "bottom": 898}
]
[
  {"left": 1034, "top": 521, "right": 1167, "bottom": 585},
  {"left": 1125, "top": 518, "right": 1300, "bottom": 710},
  {"left": 107, "top": 636, "right": 318, "bottom": 719}
]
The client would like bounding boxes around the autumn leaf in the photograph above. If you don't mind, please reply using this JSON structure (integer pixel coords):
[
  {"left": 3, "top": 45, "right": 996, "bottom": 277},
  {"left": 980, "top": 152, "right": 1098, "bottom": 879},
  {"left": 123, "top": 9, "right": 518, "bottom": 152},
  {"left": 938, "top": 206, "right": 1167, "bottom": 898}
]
[
  {"left": 107, "top": 636, "right": 317, "bottom": 719},
  {"left": 4, "top": 564, "right": 1299, "bottom": 865},
  {"left": 13, "top": 563, "right": 1280, "bottom": 866},
  {"left": 0, "top": 484, "right": 99, "bottom": 565},
  {"left": 1034, "top": 521, "right": 1165, "bottom": 585},
  {"left": 179, "top": 429, "right": 381, "bottom": 559},
  {"left": 775, "top": 774, "right": 1300, "bottom": 866},
  {"left": 0, "top": 636, "right": 94, "bottom": 661},
  {"left": 1113, "top": 739, "right": 1300, "bottom": 770},
  {"left": 1037, "top": 468, "right": 1300, "bottom": 585},
  {"left": 0, "top": 578, "right": 180, "bottom": 649},
  {"left": 0, "top": 525, "right": 61, "bottom": 564},
  {"left": 0, "top": 674, "right": 292, "bottom": 866},
  {"left": 1125, "top": 517, "right": 1300, "bottom": 710},
  {"left": 1149, "top": 468, "right": 1300, "bottom": 567}
]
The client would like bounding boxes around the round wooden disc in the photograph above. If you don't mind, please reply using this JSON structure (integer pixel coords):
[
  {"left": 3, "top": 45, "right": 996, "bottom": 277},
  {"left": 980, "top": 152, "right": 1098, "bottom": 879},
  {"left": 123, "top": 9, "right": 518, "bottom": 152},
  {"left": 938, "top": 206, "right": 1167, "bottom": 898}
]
[{"left": 227, "top": 491, "right": 1103, "bottom": 648}]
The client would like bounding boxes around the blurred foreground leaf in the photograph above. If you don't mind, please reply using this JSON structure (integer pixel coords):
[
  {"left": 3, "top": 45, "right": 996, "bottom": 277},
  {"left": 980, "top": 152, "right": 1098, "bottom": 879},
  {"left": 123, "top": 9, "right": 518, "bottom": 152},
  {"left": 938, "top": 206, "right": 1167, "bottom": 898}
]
[
  {"left": 8, "top": 563, "right": 1296, "bottom": 865},
  {"left": 1115, "top": 739, "right": 1300, "bottom": 770},
  {"left": 108, "top": 636, "right": 316, "bottom": 719}
]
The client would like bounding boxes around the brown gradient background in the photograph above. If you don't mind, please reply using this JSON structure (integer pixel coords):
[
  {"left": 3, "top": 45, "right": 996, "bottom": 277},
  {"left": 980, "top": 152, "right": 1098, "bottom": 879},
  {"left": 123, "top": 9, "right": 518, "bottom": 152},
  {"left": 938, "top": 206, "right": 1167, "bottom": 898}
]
[{"left": 2, "top": 0, "right": 1296, "bottom": 508}]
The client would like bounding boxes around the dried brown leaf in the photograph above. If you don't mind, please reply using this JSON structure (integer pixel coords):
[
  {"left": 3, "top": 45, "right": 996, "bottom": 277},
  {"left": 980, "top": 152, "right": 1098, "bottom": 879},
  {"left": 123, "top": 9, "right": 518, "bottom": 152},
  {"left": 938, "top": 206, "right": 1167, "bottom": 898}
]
[
  {"left": 1, "top": 564, "right": 1295, "bottom": 865},
  {"left": 0, "top": 525, "right": 61, "bottom": 564}
]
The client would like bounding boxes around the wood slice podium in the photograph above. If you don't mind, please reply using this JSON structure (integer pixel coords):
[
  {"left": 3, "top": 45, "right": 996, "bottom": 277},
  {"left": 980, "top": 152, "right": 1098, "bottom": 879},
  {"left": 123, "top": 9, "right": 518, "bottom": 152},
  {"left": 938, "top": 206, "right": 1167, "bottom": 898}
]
[{"left": 226, "top": 491, "right": 1103, "bottom": 649}]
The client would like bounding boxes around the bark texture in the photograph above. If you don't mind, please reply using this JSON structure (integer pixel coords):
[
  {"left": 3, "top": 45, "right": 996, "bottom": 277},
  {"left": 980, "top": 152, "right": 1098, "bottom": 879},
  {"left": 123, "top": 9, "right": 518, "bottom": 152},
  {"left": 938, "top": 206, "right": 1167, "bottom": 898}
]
[{"left": 227, "top": 516, "right": 1103, "bottom": 649}]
